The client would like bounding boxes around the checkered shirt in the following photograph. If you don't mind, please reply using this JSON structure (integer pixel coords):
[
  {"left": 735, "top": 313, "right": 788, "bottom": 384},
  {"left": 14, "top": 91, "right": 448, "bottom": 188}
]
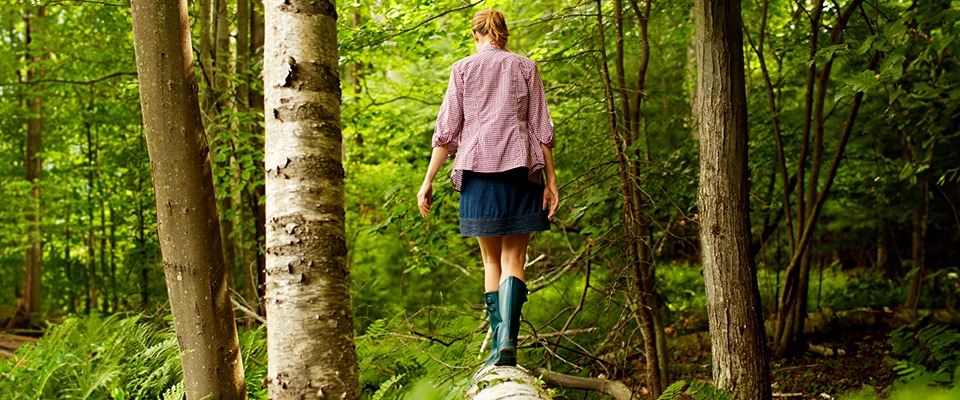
[{"left": 432, "top": 44, "right": 555, "bottom": 191}]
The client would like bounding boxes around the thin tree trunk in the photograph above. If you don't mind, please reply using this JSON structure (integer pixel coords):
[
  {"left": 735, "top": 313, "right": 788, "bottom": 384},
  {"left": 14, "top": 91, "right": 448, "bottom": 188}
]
[
  {"left": 595, "top": 1, "right": 663, "bottom": 396},
  {"left": 263, "top": 0, "right": 360, "bottom": 398},
  {"left": 109, "top": 200, "right": 118, "bottom": 311},
  {"left": 215, "top": 0, "right": 237, "bottom": 290},
  {"left": 138, "top": 167, "right": 149, "bottom": 311},
  {"left": 250, "top": 0, "right": 267, "bottom": 311},
  {"left": 775, "top": 2, "right": 825, "bottom": 348},
  {"left": 130, "top": 0, "right": 247, "bottom": 398},
  {"left": 66, "top": 202, "right": 75, "bottom": 313},
  {"left": 695, "top": 0, "right": 771, "bottom": 398},
  {"left": 99, "top": 185, "right": 108, "bottom": 313},
  {"left": 773, "top": 0, "right": 864, "bottom": 357},
  {"left": 773, "top": 88, "right": 868, "bottom": 357},
  {"left": 86, "top": 121, "right": 97, "bottom": 314},
  {"left": 233, "top": 0, "right": 260, "bottom": 310},
  {"left": 199, "top": 0, "right": 215, "bottom": 107},
  {"left": 22, "top": 5, "right": 45, "bottom": 322},
  {"left": 905, "top": 176, "right": 930, "bottom": 310},
  {"left": 747, "top": 0, "right": 795, "bottom": 251}
]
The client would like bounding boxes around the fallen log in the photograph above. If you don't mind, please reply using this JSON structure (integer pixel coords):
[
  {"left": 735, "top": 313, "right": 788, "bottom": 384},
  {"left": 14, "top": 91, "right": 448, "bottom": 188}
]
[{"left": 464, "top": 365, "right": 549, "bottom": 400}]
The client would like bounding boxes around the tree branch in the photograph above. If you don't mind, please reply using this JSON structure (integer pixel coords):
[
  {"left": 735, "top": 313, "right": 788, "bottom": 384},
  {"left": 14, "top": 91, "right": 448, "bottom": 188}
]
[
  {"left": 0, "top": 71, "right": 137, "bottom": 87},
  {"left": 535, "top": 368, "right": 633, "bottom": 400},
  {"left": 231, "top": 296, "right": 265, "bottom": 324},
  {"left": 42, "top": 0, "right": 129, "bottom": 6}
]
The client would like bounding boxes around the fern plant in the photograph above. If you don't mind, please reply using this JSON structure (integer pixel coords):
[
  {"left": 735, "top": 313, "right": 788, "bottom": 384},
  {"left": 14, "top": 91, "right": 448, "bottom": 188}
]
[
  {"left": 0, "top": 314, "right": 184, "bottom": 399},
  {"left": 0, "top": 313, "right": 270, "bottom": 400},
  {"left": 658, "top": 380, "right": 733, "bottom": 400},
  {"left": 355, "top": 310, "right": 483, "bottom": 399},
  {"left": 888, "top": 320, "right": 960, "bottom": 385}
]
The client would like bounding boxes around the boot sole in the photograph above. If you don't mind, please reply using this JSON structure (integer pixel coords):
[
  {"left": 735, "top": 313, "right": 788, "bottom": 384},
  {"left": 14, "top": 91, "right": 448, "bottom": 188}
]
[{"left": 495, "top": 347, "right": 516, "bottom": 366}]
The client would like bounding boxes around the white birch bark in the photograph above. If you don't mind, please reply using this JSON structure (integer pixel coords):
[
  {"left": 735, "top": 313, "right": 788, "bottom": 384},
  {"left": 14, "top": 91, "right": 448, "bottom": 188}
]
[{"left": 264, "top": 0, "right": 361, "bottom": 398}]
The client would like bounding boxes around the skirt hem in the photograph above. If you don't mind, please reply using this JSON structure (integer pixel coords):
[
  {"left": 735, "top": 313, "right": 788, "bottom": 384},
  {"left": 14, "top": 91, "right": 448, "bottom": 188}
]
[{"left": 460, "top": 213, "right": 550, "bottom": 237}]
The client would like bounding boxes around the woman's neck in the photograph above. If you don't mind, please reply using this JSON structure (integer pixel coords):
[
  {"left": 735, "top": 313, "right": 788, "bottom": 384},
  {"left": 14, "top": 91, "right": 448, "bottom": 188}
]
[{"left": 475, "top": 37, "right": 495, "bottom": 51}]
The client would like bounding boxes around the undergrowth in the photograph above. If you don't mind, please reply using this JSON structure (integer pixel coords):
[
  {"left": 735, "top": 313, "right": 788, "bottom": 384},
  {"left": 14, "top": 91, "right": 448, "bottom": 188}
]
[
  {"left": 840, "top": 320, "right": 960, "bottom": 399},
  {"left": 356, "top": 309, "right": 483, "bottom": 400},
  {"left": 0, "top": 313, "right": 266, "bottom": 400}
]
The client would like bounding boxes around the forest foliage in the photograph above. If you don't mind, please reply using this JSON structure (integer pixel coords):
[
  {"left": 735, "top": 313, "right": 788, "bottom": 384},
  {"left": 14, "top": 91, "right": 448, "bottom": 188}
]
[{"left": 0, "top": 0, "right": 959, "bottom": 399}]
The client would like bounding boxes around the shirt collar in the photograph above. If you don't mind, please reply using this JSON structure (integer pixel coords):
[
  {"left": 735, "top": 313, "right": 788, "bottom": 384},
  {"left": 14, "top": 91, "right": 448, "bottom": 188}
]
[{"left": 480, "top": 44, "right": 503, "bottom": 52}]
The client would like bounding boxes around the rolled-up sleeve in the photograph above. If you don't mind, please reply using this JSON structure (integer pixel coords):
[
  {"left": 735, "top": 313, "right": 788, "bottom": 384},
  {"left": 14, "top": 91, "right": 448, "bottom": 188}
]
[
  {"left": 432, "top": 65, "right": 465, "bottom": 157},
  {"left": 527, "top": 62, "right": 555, "bottom": 148}
]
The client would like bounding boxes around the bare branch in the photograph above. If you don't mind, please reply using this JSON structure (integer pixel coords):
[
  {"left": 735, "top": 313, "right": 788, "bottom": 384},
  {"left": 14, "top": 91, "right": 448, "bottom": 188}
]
[
  {"left": 231, "top": 296, "right": 265, "bottom": 324},
  {"left": 0, "top": 71, "right": 137, "bottom": 87},
  {"left": 42, "top": 0, "right": 129, "bottom": 6},
  {"left": 535, "top": 367, "right": 633, "bottom": 400}
]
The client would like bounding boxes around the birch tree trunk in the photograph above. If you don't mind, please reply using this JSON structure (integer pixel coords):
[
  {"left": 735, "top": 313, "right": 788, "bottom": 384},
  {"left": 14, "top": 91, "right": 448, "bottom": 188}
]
[
  {"left": 130, "top": 0, "right": 247, "bottom": 398},
  {"left": 694, "top": 0, "right": 771, "bottom": 398},
  {"left": 263, "top": 0, "right": 361, "bottom": 398},
  {"left": 465, "top": 366, "right": 549, "bottom": 400}
]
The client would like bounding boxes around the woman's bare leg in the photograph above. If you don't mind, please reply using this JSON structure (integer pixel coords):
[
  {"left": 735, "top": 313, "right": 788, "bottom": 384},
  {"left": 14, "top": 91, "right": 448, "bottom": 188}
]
[
  {"left": 500, "top": 233, "right": 530, "bottom": 283},
  {"left": 477, "top": 236, "right": 503, "bottom": 292}
]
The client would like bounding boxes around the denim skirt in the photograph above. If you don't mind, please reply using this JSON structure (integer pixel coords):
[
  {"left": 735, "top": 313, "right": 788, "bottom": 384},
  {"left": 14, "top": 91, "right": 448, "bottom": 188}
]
[{"left": 459, "top": 168, "right": 551, "bottom": 237}]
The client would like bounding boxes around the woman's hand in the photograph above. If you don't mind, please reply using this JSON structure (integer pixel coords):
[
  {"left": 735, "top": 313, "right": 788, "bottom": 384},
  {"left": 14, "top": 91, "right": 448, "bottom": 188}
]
[
  {"left": 417, "top": 182, "right": 433, "bottom": 218},
  {"left": 542, "top": 181, "right": 559, "bottom": 220}
]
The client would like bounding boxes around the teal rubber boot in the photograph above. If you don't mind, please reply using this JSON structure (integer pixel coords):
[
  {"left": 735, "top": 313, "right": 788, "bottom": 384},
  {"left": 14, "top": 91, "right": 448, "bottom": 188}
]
[
  {"left": 483, "top": 291, "right": 501, "bottom": 365},
  {"left": 495, "top": 276, "right": 527, "bottom": 366}
]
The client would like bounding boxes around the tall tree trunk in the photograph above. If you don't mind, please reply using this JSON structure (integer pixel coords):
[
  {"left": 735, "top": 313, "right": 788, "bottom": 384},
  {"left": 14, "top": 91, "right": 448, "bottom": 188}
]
[
  {"left": 263, "top": 0, "right": 361, "bottom": 398},
  {"left": 694, "top": 0, "right": 771, "bottom": 398},
  {"left": 22, "top": 5, "right": 45, "bottom": 323},
  {"left": 130, "top": 1, "right": 247, "bottom": 399}
]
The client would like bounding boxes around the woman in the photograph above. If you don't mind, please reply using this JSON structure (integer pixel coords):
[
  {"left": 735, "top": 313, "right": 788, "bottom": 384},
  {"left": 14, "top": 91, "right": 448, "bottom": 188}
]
[{"left": 417, "top": 9, "right": 559, "bottom": 367}]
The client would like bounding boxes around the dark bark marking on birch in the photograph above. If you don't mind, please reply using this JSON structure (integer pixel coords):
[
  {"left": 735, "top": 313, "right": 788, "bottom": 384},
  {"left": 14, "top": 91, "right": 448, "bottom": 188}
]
[
  {"left": 308, "top": 119, "right": 343, "bottom": 143},
  {"left": 267, "top": 214, "right": 349, "bottom": 280},
  {"left": 273, "top": 101, "right": 338, "bottom": 123},
  {"left": 281, "top": 57, "right": 340, "bottom": 95},
  {"left": 298, "top": 154, "right": 345, "bottom": 181},
  {"left": 279, "top": 0, "right": 337, "bottom": 19}
]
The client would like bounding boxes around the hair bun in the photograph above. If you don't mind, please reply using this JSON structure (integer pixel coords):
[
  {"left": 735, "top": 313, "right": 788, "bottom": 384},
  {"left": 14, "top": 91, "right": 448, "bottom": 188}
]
[{"left": 471, "top": 9, "right": 509, "bottom": 47}]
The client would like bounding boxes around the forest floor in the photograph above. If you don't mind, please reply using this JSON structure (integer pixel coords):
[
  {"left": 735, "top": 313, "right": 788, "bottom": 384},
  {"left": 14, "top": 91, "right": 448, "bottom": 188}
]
[
  {"left": 0, "top": 313, "right": 903, "bottom": 399},
  {"left": 671, "top": 326, "right": 899, "bottom": 399}
]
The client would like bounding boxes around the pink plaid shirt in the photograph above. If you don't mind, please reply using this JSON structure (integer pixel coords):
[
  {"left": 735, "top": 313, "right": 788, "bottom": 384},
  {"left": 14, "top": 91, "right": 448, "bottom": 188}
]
[{"left": 432, "top": 44, "right": 555, "bottom": 191}]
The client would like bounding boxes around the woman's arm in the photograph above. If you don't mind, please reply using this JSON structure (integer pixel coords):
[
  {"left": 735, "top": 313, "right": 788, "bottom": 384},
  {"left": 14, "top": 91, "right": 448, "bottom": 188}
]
[
  {"left": 417, "top": 146, "right": 449, "bottom": 217},
  {"left": 541, "top": 143, "right": 559, "bottom": 220}
]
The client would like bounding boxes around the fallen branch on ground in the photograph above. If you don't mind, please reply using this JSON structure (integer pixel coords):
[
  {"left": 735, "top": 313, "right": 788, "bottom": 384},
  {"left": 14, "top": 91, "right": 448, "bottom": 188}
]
[{"left": 534, "top": 368, "right": 632, "bottom": 400}]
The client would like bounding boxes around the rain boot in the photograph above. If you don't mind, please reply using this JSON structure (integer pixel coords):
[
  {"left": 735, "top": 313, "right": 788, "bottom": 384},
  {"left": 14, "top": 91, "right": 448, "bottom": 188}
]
[
  {"left": 495, "top": 276, "right": 527, "bottom": 366},
  {"left": 483, "top": 291, "right": 502, "bottom": 365}
]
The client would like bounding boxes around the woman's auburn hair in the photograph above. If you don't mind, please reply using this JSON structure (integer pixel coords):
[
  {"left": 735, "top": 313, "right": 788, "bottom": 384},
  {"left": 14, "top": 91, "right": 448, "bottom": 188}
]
[{"left": 471, "top": 9, "right": 509, "bottom": 47}]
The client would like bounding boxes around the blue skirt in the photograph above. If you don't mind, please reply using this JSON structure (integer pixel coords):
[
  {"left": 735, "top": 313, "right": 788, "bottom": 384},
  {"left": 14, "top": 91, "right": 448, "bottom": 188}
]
[{"left": 459, "top": 168, "right": 551, "bottom": 237}]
